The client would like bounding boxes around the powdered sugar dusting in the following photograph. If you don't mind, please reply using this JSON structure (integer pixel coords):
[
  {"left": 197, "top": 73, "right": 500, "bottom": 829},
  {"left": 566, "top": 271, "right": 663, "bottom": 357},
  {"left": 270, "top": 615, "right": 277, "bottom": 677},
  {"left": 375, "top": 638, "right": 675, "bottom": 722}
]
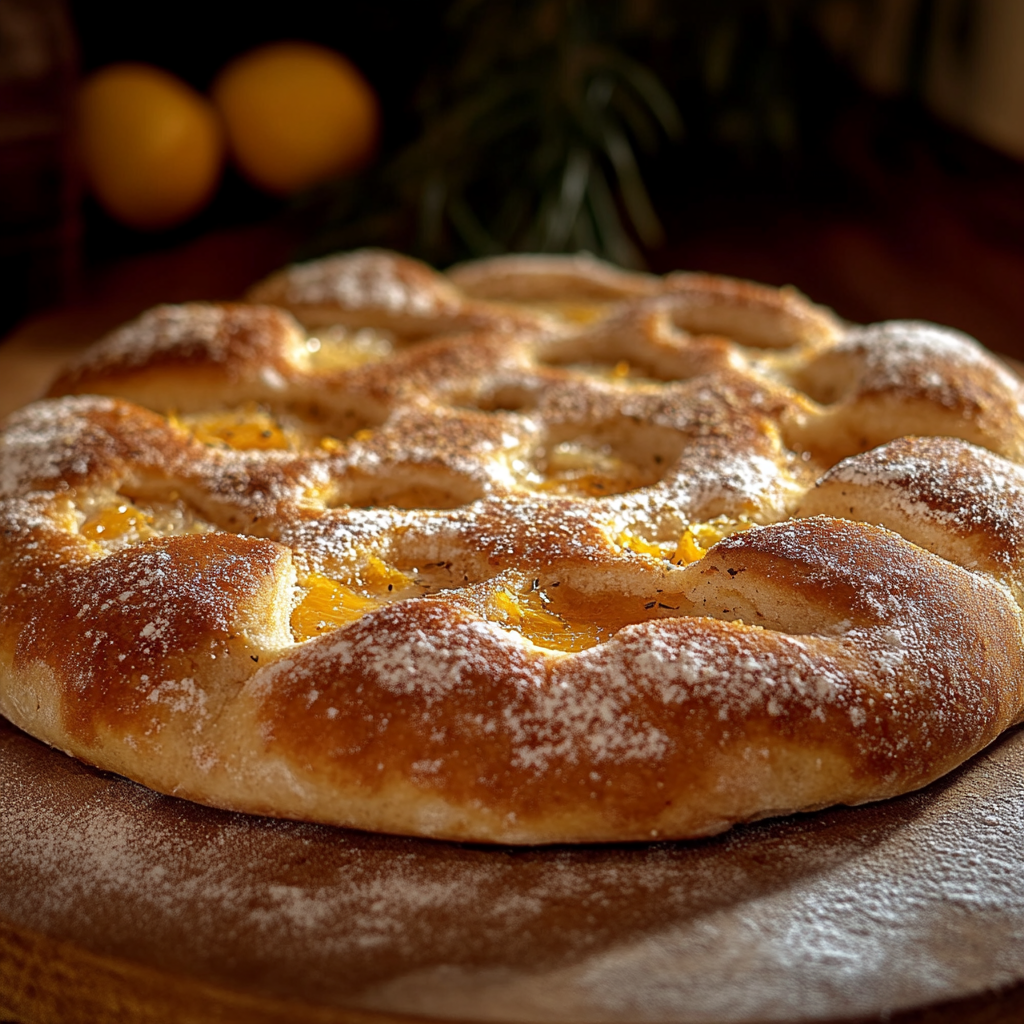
[
  {"left": 820, "top": 437, "right": 1024, "bottom": 551},
  {"left": 837, "top": 320, "right": 1023, "bottom": 405},
  {"left": 0, "top": 395, "right": 118, "bottom": 495},
  {"left": 277, "top": 251, "right": 461, "bottom": 316},
  {"left": 65, "top": 305, "right": 249, "bottom": 371}
]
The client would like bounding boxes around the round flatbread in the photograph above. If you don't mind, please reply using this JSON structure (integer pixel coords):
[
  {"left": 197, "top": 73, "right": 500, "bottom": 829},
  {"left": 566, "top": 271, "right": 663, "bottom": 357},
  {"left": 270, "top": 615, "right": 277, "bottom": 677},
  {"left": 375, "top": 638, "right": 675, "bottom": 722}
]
[{"left": 1, "top": 250, "right": 1022, "bottom": 842}]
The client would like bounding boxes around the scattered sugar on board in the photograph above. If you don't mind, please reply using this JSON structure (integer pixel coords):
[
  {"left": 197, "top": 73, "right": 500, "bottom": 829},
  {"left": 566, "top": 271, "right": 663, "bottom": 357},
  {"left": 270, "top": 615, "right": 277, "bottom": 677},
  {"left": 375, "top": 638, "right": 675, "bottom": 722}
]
[{"left": 2, "top": 723, "right": 1021, "bottom": 1017}]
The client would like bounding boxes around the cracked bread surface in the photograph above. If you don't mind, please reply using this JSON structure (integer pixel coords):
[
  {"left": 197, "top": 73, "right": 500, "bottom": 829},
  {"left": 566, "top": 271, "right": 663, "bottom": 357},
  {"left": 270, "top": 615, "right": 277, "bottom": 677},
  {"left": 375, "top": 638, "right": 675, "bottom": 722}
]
[{"left": 1, "top": 248, "right": 1023, "bottom": 843}]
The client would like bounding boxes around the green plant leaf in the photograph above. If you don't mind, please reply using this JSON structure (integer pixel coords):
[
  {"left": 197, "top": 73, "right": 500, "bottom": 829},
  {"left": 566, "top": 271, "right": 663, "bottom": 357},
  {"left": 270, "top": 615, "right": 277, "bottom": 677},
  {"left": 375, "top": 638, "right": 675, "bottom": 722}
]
[{"left": 544, "top": 146, "right": 592, "bottom": 249}]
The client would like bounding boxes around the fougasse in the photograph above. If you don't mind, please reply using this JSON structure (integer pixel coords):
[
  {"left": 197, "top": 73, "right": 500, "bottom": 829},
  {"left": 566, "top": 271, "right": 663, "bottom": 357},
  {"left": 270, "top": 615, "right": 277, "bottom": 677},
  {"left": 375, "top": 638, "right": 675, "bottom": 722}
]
[{"left": 0, "top": 249, "right": 1022, "bottom": 843}]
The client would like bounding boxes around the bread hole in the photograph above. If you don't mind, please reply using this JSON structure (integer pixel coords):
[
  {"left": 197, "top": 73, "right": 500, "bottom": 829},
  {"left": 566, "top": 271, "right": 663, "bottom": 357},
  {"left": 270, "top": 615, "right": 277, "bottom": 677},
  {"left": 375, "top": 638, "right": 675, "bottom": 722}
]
[
  {"left": 523, "top": 422, "right": 685, "bottom": 498},
  {"left": 283, "top": 400, "right": 387, "bottom": 447},
  {"left": 173, "top": 404, "right": 299, "bottom": 451},
  {"left": 330, "top": 472, "right": 487, "bottom": 511},
  {"left": 537, "top": 348, "right": 671, "bottom": 384},
  {"left": 659, "top": 280, "right": 838, "bottom": 350},
  {"left": 485, "top": 576, "right": 706, "bottom": 651},
  {"left": 291, "top": 572, "right": 381, "bottom": 641},
  {"left": 525, "top": 301, "right": 611, "bottom": 325},
  {"left": 350, "top": 485, "right": 474, "bottom": 510},
  {"left": 287, "top": 538, "right": 749, "bottom": 649},
  {"left": 486, "top": 583, "right": 644, "bottom": 651},
  {"left": 787, "top": 351, "right": 858, "bottom": 406},
  {"left": 290, "top": 557, "right": 421, "bottom": 642},
  {"left": 529, "top": 441, "right": 653, "bottom": 497},
  {"left": 450, "top": 383, "right": 537, "bottom": 414},
  {"left": 536, "top": 315, "right": 733, "bottom": 381},
  {"left": 658, "top": 306, "right": 784, "bottom": 352},
  {"left": 482, "top": 519, "right": 758, "bottom": 652},
  {"left": 617, "top": 516, "right": 755, "bottom": 565},
  {"left": 289, "top": 557, "right": 492, "bottom": 643}
]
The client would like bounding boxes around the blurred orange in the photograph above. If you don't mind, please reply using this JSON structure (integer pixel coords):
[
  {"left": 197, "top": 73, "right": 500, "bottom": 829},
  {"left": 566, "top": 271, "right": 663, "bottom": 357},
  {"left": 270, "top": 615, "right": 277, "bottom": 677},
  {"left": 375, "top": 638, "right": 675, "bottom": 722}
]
[
  {"left": 212, "top": 42, "right": 379, "bottom": 195},
  {"left": 78, "top": 64, "right": 224, "bottom": 230}
]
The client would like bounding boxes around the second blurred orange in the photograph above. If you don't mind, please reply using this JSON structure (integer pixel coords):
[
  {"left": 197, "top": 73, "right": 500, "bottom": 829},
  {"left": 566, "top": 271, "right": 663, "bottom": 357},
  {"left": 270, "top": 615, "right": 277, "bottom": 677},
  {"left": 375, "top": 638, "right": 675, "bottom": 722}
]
[{"left": 212, "top": 42, "right": 380, "bottom": 196}]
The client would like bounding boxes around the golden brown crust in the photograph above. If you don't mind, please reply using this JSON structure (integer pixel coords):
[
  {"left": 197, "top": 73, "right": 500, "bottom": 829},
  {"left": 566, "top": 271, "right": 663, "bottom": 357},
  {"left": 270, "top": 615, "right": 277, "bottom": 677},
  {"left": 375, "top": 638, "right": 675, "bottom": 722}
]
[
  {"left": 447, "top": 251, "right": 661, "bottom": 302},
  {"left": 245, "top": 249, "right": 558, "bottom": 338},
  {"left": 2, "top": 248, "right": 1024, "bottom": 843}
]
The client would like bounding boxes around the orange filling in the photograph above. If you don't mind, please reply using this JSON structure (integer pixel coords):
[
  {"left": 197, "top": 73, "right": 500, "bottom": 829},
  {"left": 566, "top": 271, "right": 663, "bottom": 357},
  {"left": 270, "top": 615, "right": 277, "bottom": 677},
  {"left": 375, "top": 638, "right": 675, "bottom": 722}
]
[
  {"left": 490, "top": 589, "right": 598, "bottom": 651},
  {"left": 358, "top": 555, "right": 413, "bottom": 591},
  {"left": 616, "top": 529, "right": 666, "bottom": 559},
  {"left": 291, "top": 573, "right": 381, "bottom": 640},
  {"left": 80, "top": 502, "right": 154, "bottom": 542},
  {"left": 489, "top": 585, "right": 648, "bottom": 652},
  {"left": 671, "top": 516, "right": 753, "bottom": 564},
  {"left": 304, "top": 329, "right": 393, "bottom": 371},
  {"left": 177, "top": 405, "right": 293, "bottom": 451},
  {"left": 173, "top": 404, "right": 350, "bottom": 454},
  {"left": 617, "top": 516, "right": 753, "bottom": 565},
  {"left": 290, "top": 559, "right": 414, "bottom": 641},
  {"left": 76, "top": 494, "right": 213, "bottom": 549},
  {"left": 288, "top": 522, "right": 755, "bottom": 647},
  {"left": 530, "top": 301, "right": 608, "bottom": 325}
]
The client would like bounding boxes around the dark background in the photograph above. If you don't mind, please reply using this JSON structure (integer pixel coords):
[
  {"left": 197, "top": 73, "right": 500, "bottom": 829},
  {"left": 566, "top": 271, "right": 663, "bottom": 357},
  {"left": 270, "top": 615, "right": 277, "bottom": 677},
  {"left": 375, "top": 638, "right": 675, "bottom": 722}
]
[
  {"left": 68, "top": 0, "right": 879, "bottom": 255},
  {"left": 4, "top": 0, "right": 1024, "bottom": 357}
]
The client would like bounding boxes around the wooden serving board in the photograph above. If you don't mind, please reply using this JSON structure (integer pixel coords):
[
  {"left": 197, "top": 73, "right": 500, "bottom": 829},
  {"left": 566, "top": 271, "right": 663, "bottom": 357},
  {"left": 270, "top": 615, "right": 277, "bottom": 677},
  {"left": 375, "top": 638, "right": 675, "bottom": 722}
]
[{"left": 2, "top": 716, "right": 1022, "bottom": 1024}]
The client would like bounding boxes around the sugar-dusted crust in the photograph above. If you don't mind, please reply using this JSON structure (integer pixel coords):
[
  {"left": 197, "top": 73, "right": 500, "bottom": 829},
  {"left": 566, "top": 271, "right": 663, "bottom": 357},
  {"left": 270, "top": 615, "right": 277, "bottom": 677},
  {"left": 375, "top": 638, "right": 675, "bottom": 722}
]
[{"left": 2, "top": 249, "right": 1023, "bottom": 843}]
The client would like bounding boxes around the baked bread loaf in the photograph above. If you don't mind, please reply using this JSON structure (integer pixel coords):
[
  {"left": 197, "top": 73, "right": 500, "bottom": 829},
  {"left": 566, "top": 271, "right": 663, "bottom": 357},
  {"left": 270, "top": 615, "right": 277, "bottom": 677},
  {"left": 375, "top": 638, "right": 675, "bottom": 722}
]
[{"left": 1, "top": 249, "right": 1022, "bottom": 843}]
